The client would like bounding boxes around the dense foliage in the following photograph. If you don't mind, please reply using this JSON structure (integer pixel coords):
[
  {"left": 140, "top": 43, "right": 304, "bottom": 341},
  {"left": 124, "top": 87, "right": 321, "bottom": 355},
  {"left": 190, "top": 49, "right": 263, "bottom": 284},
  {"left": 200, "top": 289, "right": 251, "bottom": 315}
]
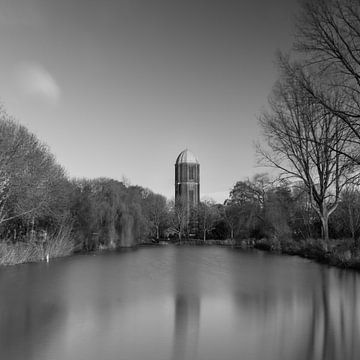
[
  {"left": 70, "top": 179, "right": 168, "bottom": 250},
  {"left": 221, "top": 175, "right": 360, "bottom": 244}
]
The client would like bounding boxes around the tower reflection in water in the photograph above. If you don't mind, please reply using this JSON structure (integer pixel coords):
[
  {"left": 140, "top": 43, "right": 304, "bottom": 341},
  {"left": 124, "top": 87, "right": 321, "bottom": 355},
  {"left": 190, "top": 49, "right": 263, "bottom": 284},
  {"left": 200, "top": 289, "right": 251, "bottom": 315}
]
[{"left": 171, "top": 249, "right": 201, "bottom": 360}]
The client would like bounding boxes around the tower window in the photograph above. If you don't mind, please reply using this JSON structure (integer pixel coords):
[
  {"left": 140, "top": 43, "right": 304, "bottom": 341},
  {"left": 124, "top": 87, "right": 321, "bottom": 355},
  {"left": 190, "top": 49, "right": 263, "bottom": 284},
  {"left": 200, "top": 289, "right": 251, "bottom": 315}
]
[{"left": 189, "top": 166, "right": 195, "bottom": 180}]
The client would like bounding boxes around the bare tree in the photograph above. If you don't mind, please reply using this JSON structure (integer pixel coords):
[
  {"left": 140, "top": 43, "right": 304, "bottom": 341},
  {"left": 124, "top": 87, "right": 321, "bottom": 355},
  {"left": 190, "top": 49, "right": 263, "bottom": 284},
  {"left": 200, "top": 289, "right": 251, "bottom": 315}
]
[
  {"left": 143, "top": 192, "right": 167, "bottom": 240},
  {"left": 0, "top": 108, "right": 67, "bottom": 231},
  {"left": 198, "top": 199, "right": 220, "bottom": 241},
  {"left": 291, "top": 183, "right": 318, "bottom": 239},
  {"left": 290, "top": 0, "right": 360, "bottom": 162},
  {"left": 222, "top": 202, "right": 240, "bottom": 240},
  {"left": 259, "top": 73, "right": 355, "bottom": 241},
  {"left": 337, "top": 185, "right": 360, "bottom": 242},
  {"left": 168, "top": 199, "right": 188, "bottom": 241},
  {"left": 264, "top": 185, "right": 293, "bottom": 240}
]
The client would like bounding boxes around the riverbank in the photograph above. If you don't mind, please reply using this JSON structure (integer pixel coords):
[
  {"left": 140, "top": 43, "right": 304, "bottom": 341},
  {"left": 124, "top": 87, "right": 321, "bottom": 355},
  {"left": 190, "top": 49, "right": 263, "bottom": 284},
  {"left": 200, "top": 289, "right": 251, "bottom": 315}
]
[
  {"left": 2, "top": 234, "right": 360, "bottom": 272},
  {"left": 157, "top": 237, "right": 360, "bottom": 271},
  {"left": 252, "top": 237, "right": 360, "bottom": 271},
  {"left": 0, "top": 228, "right": 74, "bottom": 266},
  {"left": 91, "top": 238, "right": 360, "bottom": 273}
]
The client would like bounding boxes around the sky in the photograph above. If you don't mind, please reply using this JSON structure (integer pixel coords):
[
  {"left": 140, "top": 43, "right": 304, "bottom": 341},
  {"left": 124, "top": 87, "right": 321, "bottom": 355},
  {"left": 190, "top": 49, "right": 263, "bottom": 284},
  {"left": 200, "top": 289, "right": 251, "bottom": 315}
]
[{"left": 0, "top": 0, "right": 299, "bottom": 203}]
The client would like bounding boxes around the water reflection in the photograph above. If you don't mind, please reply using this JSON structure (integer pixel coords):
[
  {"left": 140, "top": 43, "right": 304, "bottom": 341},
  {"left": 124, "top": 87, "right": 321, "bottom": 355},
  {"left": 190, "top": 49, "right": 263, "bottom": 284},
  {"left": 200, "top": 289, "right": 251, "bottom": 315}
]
[
  {"left": 226, "top": 253, "right": 360, "bottom": 360},
  {"left": 306, "top": 268, "right": 360, "bottom": 360},
  {"left": 172, "top": 249, "right": 201, "bottom": 360},
  {"left": 1, "top": 248, "right": 360, "bottom": 360},
  {"left": 0, "top": 263, "right": 66, "bottom": 360}
]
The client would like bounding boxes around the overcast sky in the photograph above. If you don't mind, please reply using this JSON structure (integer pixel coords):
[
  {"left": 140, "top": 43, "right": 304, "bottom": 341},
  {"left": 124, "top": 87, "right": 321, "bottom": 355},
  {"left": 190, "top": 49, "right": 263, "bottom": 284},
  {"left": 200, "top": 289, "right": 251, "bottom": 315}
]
[{"left": 0, "top": 0, "right": 299, "bottom": 202}]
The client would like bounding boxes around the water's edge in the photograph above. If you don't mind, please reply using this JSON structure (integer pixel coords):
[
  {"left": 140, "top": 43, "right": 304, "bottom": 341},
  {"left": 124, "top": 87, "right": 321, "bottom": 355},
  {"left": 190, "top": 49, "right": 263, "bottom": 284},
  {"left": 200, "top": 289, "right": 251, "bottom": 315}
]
[{"left": 2, "top": 237, "right": 360, "bottom": 273}]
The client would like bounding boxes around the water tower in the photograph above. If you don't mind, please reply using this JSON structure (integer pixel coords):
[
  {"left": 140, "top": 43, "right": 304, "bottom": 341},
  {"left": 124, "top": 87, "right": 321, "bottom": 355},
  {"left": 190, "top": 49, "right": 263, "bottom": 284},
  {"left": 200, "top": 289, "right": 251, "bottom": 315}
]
[{"left": 175, "top": 149, "right": 200, "bottom": 234}]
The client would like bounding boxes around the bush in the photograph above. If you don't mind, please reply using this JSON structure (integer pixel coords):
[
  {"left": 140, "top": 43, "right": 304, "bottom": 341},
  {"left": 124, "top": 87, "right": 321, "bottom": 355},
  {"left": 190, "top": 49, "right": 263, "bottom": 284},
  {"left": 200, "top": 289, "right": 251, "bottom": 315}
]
[
  {"left": 0, "top": 226, "right": 74, "bottom": 266},
  {"left": 44, "top": 226, "right": 74, "bottom": 258}
]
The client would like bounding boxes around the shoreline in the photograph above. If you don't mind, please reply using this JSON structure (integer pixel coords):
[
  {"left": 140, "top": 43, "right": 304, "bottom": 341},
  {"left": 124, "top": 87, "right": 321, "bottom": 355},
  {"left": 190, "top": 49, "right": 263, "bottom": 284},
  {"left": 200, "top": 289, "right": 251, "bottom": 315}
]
[
  {"left": 141, "top": 238, "right": 360, "bottom": 272},
  {"left": 248, "top": 238, "right": 360, "bottom": 272},
  {"left": 2, "top": 238, "right": 360, "bottom": 272}
]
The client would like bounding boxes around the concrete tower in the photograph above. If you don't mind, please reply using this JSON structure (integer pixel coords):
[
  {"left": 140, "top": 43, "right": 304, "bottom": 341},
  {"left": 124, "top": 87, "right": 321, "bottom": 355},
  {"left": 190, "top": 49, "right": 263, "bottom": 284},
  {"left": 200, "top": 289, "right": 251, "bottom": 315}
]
[{"left": 175, "top": 149, "right": 200, "bottom": 234}]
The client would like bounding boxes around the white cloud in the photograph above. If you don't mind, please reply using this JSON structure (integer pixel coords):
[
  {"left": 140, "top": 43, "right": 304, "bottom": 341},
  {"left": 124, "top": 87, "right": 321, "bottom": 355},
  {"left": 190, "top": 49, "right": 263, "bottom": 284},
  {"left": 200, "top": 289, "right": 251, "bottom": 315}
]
[{"left": 15, "top": 62, "right": 61, "bottom": 104}]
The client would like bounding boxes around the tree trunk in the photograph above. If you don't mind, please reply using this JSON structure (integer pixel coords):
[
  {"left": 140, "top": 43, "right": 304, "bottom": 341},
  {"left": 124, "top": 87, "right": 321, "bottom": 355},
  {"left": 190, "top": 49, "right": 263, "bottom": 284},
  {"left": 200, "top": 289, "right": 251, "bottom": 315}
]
[
  {"left": 156, "top": 225, "right": 159, "bottom": 240},
  {"left": 320, "top": 213, "right": 329, "bottom": 243},
  {"left": 30, "top": 216, "right": 35, "bottom": 242},
  {"left": 231, "top": 228, "right": 234, "bottom": 240},
  {"left": 203, "top": 230, "right": 206, "bottom": 242},
  {"left": 348, "top": 204, "right": 355, "bottom": 241}
]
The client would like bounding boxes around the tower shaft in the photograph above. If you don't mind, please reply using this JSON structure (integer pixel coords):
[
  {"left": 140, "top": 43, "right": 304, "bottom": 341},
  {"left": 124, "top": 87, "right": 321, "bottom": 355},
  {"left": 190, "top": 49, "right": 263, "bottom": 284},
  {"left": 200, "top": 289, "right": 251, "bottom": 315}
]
[{"left": 175, "top": 150, "right": 200, "bottom": 235}]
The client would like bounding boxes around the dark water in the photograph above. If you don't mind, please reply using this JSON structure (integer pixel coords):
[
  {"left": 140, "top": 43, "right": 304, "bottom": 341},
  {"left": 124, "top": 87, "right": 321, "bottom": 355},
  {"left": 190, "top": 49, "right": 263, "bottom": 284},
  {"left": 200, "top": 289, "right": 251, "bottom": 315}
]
[{"left": 0, "top": 246, "right": 360, "bottom": 360}]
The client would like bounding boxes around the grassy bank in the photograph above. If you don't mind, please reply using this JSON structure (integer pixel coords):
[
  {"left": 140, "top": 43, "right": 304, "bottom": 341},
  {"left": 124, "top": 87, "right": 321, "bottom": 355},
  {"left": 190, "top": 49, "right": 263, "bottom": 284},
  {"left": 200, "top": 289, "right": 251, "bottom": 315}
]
[
  {"left": 173, "top": 239, "right": 240, "bottom": 246},
  {"left": 164, "top": 237, "right": 360, "bottom": 271},
  {"left": 253, "top": 237, "right": 360, "bottom": 270},
  {"left": 3, "top": 231, "right": 360, "bottom": 272},
  {"left": 0, "top": 227, "right": 75, "bottom": 266}
]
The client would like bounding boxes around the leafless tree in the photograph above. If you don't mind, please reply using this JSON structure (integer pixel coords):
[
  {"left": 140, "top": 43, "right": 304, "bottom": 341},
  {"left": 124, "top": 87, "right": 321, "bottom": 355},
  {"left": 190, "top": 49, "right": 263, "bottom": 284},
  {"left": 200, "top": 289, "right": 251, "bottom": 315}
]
[
  {"left": 143, "top": 192, "right": 167, "bottom": 240},
  {"left": 259, "top": 72, "right": 356, "bottom": 241},
  {"left": 168, "top": 199, "right": 188, "bottom": 241},
  {"left": 222, "top": 202, "right": 240, "bottom": 240},
  {"left": 337, "top": 185, "right": 360, "bottom": 242},
  {"left": 289, "top": 0, "right": 360, "bottom": 162},
  {"left": 198, "top": 199, "right": 220, "bottom": 241},
  {"left": 0, "top": 108, "right": 67, "bottom": 232}
]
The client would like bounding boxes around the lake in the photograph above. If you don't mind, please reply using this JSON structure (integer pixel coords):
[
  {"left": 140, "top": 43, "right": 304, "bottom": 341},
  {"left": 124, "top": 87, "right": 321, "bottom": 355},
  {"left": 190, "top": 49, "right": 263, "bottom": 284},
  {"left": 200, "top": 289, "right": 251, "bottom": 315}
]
[{"left": 0, "top": 246, "right": 359, "bottom": 360}]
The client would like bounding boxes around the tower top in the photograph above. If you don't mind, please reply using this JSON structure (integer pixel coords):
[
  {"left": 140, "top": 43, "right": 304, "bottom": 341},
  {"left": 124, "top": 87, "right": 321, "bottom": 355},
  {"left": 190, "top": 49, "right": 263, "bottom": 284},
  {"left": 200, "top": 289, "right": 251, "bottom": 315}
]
[{"left": 175, "top": 149, "right": 199, "bottom": 165}]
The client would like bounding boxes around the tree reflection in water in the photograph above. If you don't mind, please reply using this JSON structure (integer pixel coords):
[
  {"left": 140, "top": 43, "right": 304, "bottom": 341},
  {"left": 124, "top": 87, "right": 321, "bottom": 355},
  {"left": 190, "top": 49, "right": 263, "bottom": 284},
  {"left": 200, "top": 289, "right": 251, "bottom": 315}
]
[
  {"left": 222, "top": 251, "right": 360, "bottom": 360},
  {"left": 306, "top": 269, "right": 360, "bottom": 360},
  {"left": 0, "top": 264, "right": 65, "bottom": 360}
]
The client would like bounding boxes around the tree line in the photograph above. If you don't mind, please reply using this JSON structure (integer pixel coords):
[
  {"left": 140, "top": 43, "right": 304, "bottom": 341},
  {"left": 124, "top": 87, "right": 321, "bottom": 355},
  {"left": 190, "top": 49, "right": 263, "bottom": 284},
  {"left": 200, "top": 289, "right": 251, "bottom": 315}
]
[
  {"left": 0, "top": 106, "right": 228, "bottom": 253},
  {"left": 0, "top": 107, "right": 172, "bottom": 257},
  {"left": 223, "top": 173, "right": 360, "bottom": 244},
  {"left": 1, "top": 100, "right": 360, "bottom": 263},
  {"left": 179, "top": 0, "right": 360, "bottom": 247},
  {"left": 184, "top": 0, "right": 360, "bottom": 248}
]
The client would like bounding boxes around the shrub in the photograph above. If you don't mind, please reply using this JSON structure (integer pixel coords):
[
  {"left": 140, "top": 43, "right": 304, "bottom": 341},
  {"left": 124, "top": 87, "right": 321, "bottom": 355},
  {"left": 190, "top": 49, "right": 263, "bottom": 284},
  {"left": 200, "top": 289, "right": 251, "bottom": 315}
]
[{"left": 0, "top": 225, "right": 74, "bottom": 266}]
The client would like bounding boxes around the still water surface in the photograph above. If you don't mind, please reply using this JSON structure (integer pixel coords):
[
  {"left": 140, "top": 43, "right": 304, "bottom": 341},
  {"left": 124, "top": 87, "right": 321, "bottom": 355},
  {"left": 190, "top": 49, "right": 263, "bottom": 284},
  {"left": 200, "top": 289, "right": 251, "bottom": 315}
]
[{"left": 1, "top": 246, "right": 360, "bottom": 360}]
